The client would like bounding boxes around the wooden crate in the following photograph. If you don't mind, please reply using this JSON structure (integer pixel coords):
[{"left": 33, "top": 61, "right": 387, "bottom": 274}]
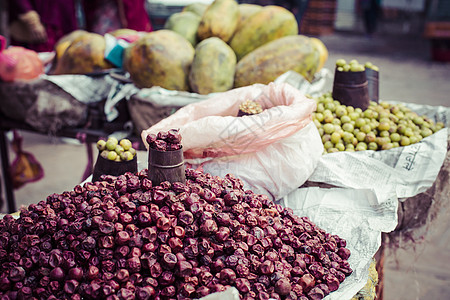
[{"left": 300, "top": 0, "right": 337, "bottom": 36}]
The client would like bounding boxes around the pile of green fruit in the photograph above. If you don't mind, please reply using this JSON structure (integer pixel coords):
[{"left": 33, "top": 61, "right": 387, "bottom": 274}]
[
  {"left": 96, "top": 137, "right": 137, "bottom": 161},
  {"left": 336, "top": 59, "right": 379, "bottom": 72},
  {"left": 312, "top": 92, "right": 445, "bottom": 153}
]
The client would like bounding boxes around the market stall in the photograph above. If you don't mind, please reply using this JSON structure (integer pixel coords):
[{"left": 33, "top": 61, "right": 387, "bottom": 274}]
[{"left": 0, "top": 0, "right": 448, "bottom": 299}]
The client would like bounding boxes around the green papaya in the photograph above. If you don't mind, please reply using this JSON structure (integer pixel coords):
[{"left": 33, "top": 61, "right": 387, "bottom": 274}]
[
  {"left": 53, "top": 32, "right": 113, "bottom": 75},
  {"left": 236, "top": 3, "right": 262, "bottom": 31},
  {"left": 164, "top": 11, "right": 202, "bottom": 46},
  {"left": 182, "top": 2, "right": 209, "bottom": 17},
  {"left": 189, "top": 37, "right": 237, "bottom": 95},
  {"left": 197, "top": 0, "right": 239, "bottom": 43},
  {"left": 229, "top": 5, "right": 298, "bottom": 60},
  {"left": 123, "top": 30, "right": 195, "bottom": 91},
  {"left": 234, "top": 35, "right": 320, "bottom": 87}
]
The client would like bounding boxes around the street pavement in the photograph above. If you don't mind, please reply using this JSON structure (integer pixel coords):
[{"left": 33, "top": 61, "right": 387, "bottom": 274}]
[{"left": 1, "top": 28, "right": 449, "bottom": 299}]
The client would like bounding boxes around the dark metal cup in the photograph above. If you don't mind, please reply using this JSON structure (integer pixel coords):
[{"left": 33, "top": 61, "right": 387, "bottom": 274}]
[
  {"left": 332, "top": 68, "right": 370, "bottom": 110},
  {"left": 92, "top": 153, "right": 138, "bottom": 182},
  {"left": 148, "top": 147, "right": 185, "bottom": 186}
]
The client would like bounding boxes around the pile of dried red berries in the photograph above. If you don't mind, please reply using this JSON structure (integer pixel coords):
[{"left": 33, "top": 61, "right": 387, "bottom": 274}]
[
  {"left": 146, "top": 129, "right": 182, "bottom": 152},
  {"left": 0, "top": 168, "right": 352, "bottom": 300}
]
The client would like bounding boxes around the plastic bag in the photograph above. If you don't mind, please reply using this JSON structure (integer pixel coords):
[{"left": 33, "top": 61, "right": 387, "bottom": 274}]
[
  {"left": 10, "top": 130, "right": 44, "bottom": 189},
  {"left": 142, "top": 82, "right": 324, "bottom": 200},
  {"left": 0, "top": 36, "right": 44, "bottom": 82}
]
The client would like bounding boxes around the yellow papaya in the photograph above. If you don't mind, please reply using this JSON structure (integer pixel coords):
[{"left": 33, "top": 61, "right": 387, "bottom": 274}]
[
  {"left": 164, "top": 11, "right": 202, "bottom": 46},
  {"left": 53, "top": 32, "right": 113, "bottom": 75},
  {"left": 189, "top": 37, "right": 237, "bottom": 95},
  {"left": 182, "top": 2, "right": 209, "bottom": 17},
  {"left": 107, "top": 28, "right": 139, "bottom": 37},
  {"left": 123, "top": 30, "right": 195, "bottom": 91},
  {"left": 54, "top": 30, "right": 89, "bottom": 62},
  {"left": 310, "top": 37, "right": 329, "bottom": 72},
  {"left": 236, "top": 3, "right": 262, "bottom": 31},
  {"left": 234, "top": 35, "right": 320, "bottom": 87},
  {"left": 229, "top": 5, "right": 298, "bottom": 61},
  {"left": 197, "top": 0, "right": 239, "bottom": 43}
]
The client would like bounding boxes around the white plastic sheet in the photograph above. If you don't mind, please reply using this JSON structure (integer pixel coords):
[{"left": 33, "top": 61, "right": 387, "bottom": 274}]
[{"left": 142, "top": 82, "right": 324, "bottom": 200}]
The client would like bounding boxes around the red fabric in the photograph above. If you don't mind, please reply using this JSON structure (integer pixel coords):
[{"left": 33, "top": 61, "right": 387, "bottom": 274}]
[
  {"left": 8, "top": 0, "right": 78, "bottom": 52},
  {"left": 121, "top": 0, "right": 153, "bottom": 32},
  {"left": 84, "top": 0, "right": 152, "bottom": 34}
]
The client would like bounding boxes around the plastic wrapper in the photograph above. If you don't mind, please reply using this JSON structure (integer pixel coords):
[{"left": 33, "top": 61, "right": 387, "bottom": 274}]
[
  {"left": 142, "top": 82, "right": 324, "bottom": 200},
  {"left": 0, "top": 36, "right": 44, "bottom": 82}
]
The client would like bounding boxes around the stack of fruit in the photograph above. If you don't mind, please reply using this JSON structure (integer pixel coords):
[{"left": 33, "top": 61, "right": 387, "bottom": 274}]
[
  {"left": 312, "top": 92, "right": 444, "bottom": 153},
  {"left": 121, "top": 0, "right": 328, "bottom": 94},
  {"left": 97, "top": 137, "right": 137, "bottom": 162},
  {"left": 52, "top": 0, "right": 328, "bottom": 95},
  {"left": 335, "top": 59, "right": 365, "bottom": 72}
]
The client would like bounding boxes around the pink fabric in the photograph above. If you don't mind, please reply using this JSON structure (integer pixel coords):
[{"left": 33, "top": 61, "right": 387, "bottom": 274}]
[{"left": 8, "top": 0, "right": 78, "bottom": 52}]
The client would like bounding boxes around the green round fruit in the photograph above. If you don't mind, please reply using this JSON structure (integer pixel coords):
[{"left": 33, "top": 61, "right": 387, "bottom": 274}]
[
  {"left": 356, "top": 131, "right": 366, "bottom": 142},
  {"left": 328, "top": 147, "right": 339, "bottom": 153},
  {"left": 331, "top": 132, "right": 342, "bottom": 144},
  {"left": 106, "top": 138, "right": 118, "bottom": 151},
  {"left": 324, "top": 141, "right": 334, "bottom": 150},
  {"left": 97, "top": 140, "right": 106, "bottom": 151},
  {"left": 368, "top": 142, "right": 378, "bottom": 151},
  {"left": 342, "top": 123, "right": 354, "bottom": 132},
  {"left": 382, "top": 143, "right": 394, "bottom": 150},
  {"left": 340, "top": 115, "right": 351, "bottom": 124},
  {"left": 346, "top": 144, "right": 355, "bottom": 151},
  {"left": 390, "top": 133, "right": 401, "bottom": 142},
  {"left": 119, "top": 138, "right": 133, "bottom": 151},
  {"left": 356, "top": 142, "right": 368, "bottom": 151},
  {"left": 100, "top": 150, "right": 109, "bottom": 159},
  {"left": 336, "top": 59, "right": 346, "bottom": 67},
  {"left": 323, "top": 123, "right": 335, "bottom": 134},
  {"left": 355, "top": 118, "right": 366, "bottom": 128},
  {"left": 400, "top": 136, "right": 410, "bottom": 146},
  {"left": 107, "top": 151, "right": 118, "bottom": 161},
  {"left": 378, "top": 122, "right": 390, "bottom": 131},
  {"left": 322, "top": 134, "right": 331, "bottom": 143},
  {"left": 335, "top": 106, "right": 347, "bottom": 117},
  {"left": 361, "top": 124, "right": 372, "bottom": 134},
  {"left": 315, "top": 112, "right": 324, "bottom": 122},
  {"left": 336, "top": 142, "right": 345, "bottom": 151},
  {"left": 120, "top": 151, "right": 134, "bottom": 161},
  {"left": 115, "top": 145, "right": 125, "bottom": 154},
  {"left": 129, "top": 148, "right": 137, "bottom": 157}
]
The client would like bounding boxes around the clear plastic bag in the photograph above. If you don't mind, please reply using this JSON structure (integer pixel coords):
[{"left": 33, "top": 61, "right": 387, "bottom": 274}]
[
  {"left": 0, "top": 35, "right": 44, "bottom": 82},
  {"left": 143, "top": 82, "right": 324, "bottom": 200}
]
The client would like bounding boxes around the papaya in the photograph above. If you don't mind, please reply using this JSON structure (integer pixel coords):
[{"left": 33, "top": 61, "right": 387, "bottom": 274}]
[
  {"left": 164, "top": 11, "right": 202, "bottom": 46},
  {"left": 182, "top": 2, "right": 209, "bottom": 17},
  {"left": 229, "top": 5, "right": 298, "bottom": 61},
  {"left": 234, "top": 35, "right": 320, "bottom": 87},
  {"left": 236, "top": 3, "right": 262, "bottom": 31},
  {"left": 54, "top": 29, "right": 89, "bottom": 61},
  {"left": 107, "top": 28, "right": 138, "bottom": 37},
  {"left": 310, "top": 37, "right": 329, "bottom": 72},
  {"left": 189, "top": 37, "right": 236, "bottom": 95},
  {"left": 123, "top": 30, "right": 195, "bottom": 91},
  {"left": 53, "top": 32, "right": 113, "bottom": 75},
  {"left": 197, "top": 0, "right": 239, "bottom": 43}
]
